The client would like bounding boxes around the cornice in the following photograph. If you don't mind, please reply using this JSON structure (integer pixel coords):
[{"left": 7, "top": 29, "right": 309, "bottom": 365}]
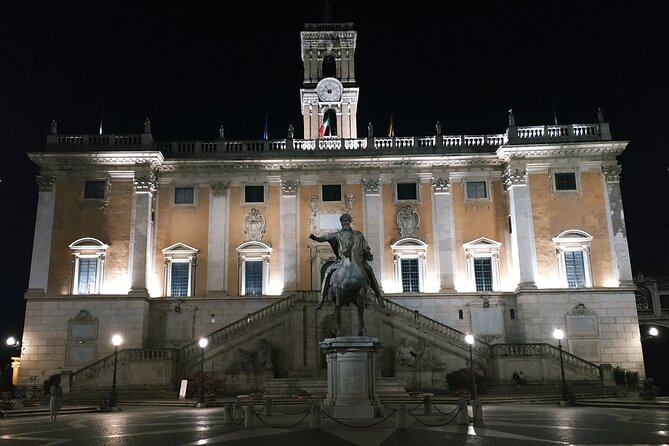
[
  {"left": 27, "top": 151, "right": 164, "bottom": 170},
  {"left": 496, "top": 141, "right": 628, "bottom": 161}
]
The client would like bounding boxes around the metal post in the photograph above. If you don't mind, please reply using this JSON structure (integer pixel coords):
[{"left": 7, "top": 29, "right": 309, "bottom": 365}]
[
  {"left": 110, "top": 345, "right": 118, "bottom": 407},
  {"left": 198, "top": 348, "right": 205, "bottom": 406},
  {"left": 558, "top": 339, "right": 568, "bottom": 404},
  {"left": 469, "top": 345, "right": 478, "bottom": 402}
]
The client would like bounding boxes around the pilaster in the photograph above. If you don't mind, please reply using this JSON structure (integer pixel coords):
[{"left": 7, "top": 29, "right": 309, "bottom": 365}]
[
  {"left": 362, "top": 179, "right": 384, "bottom": 291},
  {"left": 431, "top": 177, "right": 456, "bottom": 291},
  {"left": 207, "top": 182, "right": 229, "bottom": 295},
  {"left": 27, "top": 175, "right": 56, "bottom": 294},
  {"left": 503, "top": 167, "right": 538, "bottom": 290},
  {"left": 280, "top": 179, "right": 299, "bottom": 291},
  {"left": 128, "top": 172, "right": 156, "bottom": 296},
  {"left": 602, "top": 165, "right": 633, "bottom": 285}
]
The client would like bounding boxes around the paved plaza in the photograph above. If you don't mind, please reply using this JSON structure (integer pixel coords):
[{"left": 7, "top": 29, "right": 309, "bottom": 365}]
[{"left": 2, "top": 403, "right": 669, "bottom": 445}]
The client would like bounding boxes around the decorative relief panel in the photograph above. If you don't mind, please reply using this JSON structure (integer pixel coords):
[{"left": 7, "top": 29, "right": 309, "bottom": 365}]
[
  {"left": 396, "top": 205, "right": 420, "bottom": 238},
  {"left": 243, "top": 208, "right": 266, "bottom": 241},
  {"left": 308, "top": 195, "right": 355, "bottom": 235}
]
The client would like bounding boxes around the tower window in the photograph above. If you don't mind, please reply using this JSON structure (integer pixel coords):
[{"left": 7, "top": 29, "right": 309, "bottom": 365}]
[
  {"left": 474, "top": 257, "right": 493, "bottom": 291},
  {"left": 322, "top": 55, "right": 336, "bottom": 78}
]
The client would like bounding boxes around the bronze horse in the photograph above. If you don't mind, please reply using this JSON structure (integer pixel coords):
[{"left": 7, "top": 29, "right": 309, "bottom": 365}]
[{"left": 327, "top": 250, "right": 369, "bottom": 337}]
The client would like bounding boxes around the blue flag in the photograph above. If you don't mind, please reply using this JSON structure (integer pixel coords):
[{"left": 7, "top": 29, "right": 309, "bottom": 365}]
[{"left": 263, "top": 114, "right": 268, "bottom": 140}]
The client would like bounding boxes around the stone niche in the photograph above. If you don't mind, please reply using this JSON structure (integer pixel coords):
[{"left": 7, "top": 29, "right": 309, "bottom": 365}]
[{"left": 65, "top": 310, "right": 99, "bottom": 368}]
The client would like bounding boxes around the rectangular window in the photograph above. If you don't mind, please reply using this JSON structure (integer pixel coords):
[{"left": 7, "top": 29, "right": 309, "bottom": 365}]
[
  {"left": 554, "top": 172, "right": 577, "bottom": 191},
  {"left": 466, "top": 181, "right": 487, "bottom": 199},
  {"left": 170, "top": 262, "right": 190, "bottom": 297},
  {"left": 174, "top": 186, "right": 194, "bottom": 204},
  {"left": 397, "top": 182, "right": 418, "bottom": 200},
  {"left": 245, "top": 185, "right": 265, "bottom": 203},
  {"left": 474, "top": 257, "right": 493, "bottom": 291},
  {"left": 84, "top": 180, "right": 106, "bottom": 199},
  {"left": 322, "top": 184, "right": 342, "bottom": 202},
  {"left": 401, "top": 258, "right": 420, "bottom": 292},
  {"left": 510, "top": 309, "right": 516, "bottom": 319},
  {"left": 564, "top": 251, "right": 587, "bottom": 288},
  {"left": 245, "top": 260, "right": 263, "bottom": 295},
  {"left": 77, "top": 258, "right": 98, "bottom": 294},
  {"left": 458, "top": 309, "right": 464, "bottom": 320}
]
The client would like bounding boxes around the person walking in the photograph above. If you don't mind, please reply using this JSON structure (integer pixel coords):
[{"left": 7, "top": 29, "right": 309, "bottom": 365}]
[{"left": 49, "top": 378, "right": 63, "bottom": 422}]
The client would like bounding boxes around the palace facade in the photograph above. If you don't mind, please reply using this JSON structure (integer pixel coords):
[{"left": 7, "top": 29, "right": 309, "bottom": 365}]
[{"left": 18, "top": 21, "right": 644, "bottom": 390}]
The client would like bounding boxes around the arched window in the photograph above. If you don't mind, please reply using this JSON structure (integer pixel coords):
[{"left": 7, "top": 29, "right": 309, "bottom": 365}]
[
  {"left": 391, "top": 238, "right": 428, "bottom": 293},
  {"left": 236, "top": 241, "right": 272, "bottom": 296},
  {"left": 322, "top": 55, "right": 336, "bottom": 78},
  {"left": 69, "top": 238, "right": 108, "bottom": 295},
  {"left": 323, "top": 108, "right": 338, "bottom": 137},
  {"left": 553, "top": 230, "right": 593, "bottom": 288},
  {"left": 162, "top": 243, "right": 199, "bottom": 297},
  {"left": 463, "top": 237, "right": 502, "bottom": 292}
]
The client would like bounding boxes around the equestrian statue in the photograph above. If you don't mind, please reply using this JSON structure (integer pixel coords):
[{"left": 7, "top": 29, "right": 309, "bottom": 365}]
[{"left": 310, "top": 213, "right": 384, "bottom": 336}]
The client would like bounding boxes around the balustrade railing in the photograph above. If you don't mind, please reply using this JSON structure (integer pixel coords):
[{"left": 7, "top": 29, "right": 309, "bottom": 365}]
[
  {"left": 71, "top": 349, "right": 176, "bottom": 385},
  {"left": 515, "top": 124, "right": 601, "bottom": 141},
  {"left": 491, "top": 343, "right": 600, "bottom": 378}
]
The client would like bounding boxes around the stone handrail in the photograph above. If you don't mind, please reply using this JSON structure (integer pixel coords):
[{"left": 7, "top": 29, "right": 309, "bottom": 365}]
[
  {"left": 71, "top": 349, "right": 176, "bottom": 385},
  {"left": 177, "top": 291, "right": 318, "bottom": 363},
  {"left": 511, "top": 123, "right": 603, "bottom": 142},
  {"left": 377, "top": 299, "right": 489, "bottom": 358},
  {"left": 491, "top": 343, "right": 600, "bottom": 378}
]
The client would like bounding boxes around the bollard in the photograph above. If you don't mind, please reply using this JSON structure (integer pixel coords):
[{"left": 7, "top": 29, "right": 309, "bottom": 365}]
[
  {"left": 456, "top": 397, "right": 469, "bottom": 425},
  {"left": 423, "top": 394, "right": 432, "bottom": 416},
  {"left": 233, "top": 400, "right": 243, "bottom": 421},
  {"left": 397, "top": 403, "right": 408, "bottom": 429},
  {"left": 223, "top": 402, "right": 234, "bottom": 424},
  {"left": 310, "top": 402, "right": 322, "bottom": 429},
  {"left": 244, "top": 405, "right": 254, "bottom": 428},
  {"left": 265, "top": 397, "right": 272, "bottom": 416},
  {"left": 472, "top": 399, "right": 484, "bottom": 425}
]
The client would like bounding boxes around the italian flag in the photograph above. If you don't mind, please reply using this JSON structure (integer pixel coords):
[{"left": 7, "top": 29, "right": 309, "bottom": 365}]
[{"left": 319, "top": 115, "right": 330, "bottom": 137}]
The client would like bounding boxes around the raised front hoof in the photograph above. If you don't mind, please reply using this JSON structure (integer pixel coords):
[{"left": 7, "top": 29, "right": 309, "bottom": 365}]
[
  {"left": 315, "top": 302, "right": 324, "bottom": 310},
  {"left": 358, "top": 330, "right": 367, "bottom": 336}
]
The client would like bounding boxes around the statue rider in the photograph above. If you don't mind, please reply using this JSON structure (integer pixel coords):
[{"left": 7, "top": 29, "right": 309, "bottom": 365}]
[{"left": 310, "top": 213, "right": 384, "bottom": 309}]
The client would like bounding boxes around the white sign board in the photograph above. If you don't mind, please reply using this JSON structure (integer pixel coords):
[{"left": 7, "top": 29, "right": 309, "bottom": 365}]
[{"left": 179, "top": 379, "right": 188, "bottom": 400}]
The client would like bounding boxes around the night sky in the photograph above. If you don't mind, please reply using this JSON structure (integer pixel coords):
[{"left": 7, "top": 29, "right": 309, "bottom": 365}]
[{"left": 2, "top": 2, "right": 668, "bottom": 354}]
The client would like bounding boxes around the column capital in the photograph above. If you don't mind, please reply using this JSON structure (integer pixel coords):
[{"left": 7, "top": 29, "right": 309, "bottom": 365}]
[
  {"left": 211, "top": 181, "right": 229, "bottom": 197},
  {"left": 133, "top": 174, "right": 157, "bottom": 193},
  {"left": 601, "top": 165, "right": 622, "bottom": 183},
  {"left": 432, "top": 177, "right": 450, "bottom": 194},
  {"left": 36, "top": 175, "right": 56, "bottom": 192},
  {"left": 502, "top": 168, "right": 527, "bottom": 189},
  {"left": 361, "top": 179, "right": 380, "bottom": 195},
  {"left": 281, "top": 180, "right": 299, "bottom": 196}
]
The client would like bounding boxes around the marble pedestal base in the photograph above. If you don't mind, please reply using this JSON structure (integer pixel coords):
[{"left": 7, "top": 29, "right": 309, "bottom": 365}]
[{"left": 319, "top": 336, "right": 383, "bottom": 419}]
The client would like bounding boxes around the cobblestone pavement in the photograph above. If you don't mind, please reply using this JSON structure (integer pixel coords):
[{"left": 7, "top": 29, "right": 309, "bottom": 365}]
[{"left": 2, "top": 403, "right": 669, "bottom": 445}]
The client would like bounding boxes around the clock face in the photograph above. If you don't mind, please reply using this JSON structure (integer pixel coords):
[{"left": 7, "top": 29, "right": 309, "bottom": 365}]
[{"left": 316, "top": 77, "right": 343, "bottom": 102}]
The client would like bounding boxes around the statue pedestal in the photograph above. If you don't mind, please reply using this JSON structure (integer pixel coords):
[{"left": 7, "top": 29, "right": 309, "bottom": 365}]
[{"left": 319, "top": 336, "right": 383, "bottom": 419}]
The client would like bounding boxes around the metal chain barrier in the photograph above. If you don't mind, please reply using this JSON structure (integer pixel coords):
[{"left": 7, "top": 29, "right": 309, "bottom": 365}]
[
  {"left": 320, "top": 406, "right": 397, "bottom": 428},
  {"left": 408, "top": 405, "right": 461, "bottom": 427},
  {"left": 381, "top": 401, "right": 421, "bottom": 413},
  {"left": 252, "top": 403, "right": 314, "bottom": 429},
  {"left": 271, "top": 401, "right": 316, "bottom": 415},
  {"left": 430, "top": 401, "right": 459, "bottom": 416}
]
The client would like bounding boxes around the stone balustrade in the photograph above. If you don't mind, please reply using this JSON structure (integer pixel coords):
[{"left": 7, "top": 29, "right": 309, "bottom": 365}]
[
  {"left": 491, "top": 343, "right": 600, "bottom": 379},
  {"left": 45, "top": 121, "right": 610, "bottom": 157}
]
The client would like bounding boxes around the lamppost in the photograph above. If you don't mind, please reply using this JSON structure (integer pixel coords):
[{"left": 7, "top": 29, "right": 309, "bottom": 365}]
[
  {"left": 197, "top": 337, "right": 208, "bottom": 407},
  {"left": 552, "top": 328, "right": 568, "bottom": 405},
  {"left": 464, "top": 334, "right": 478, "bottom": 402},
  {"left": 110, "top": 334, "right": 123, "bottom": 409},
  {"left": 649, "top": 327, "right": 659, "bottom": 338},
  {"left": 6, "top": 337, "right": 20, "bottom": 348}
]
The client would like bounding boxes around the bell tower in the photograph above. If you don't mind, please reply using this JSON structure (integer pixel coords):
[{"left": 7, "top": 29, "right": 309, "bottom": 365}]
[{"left": 300, "top": 22, "right": 359, "bottom": 139}]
